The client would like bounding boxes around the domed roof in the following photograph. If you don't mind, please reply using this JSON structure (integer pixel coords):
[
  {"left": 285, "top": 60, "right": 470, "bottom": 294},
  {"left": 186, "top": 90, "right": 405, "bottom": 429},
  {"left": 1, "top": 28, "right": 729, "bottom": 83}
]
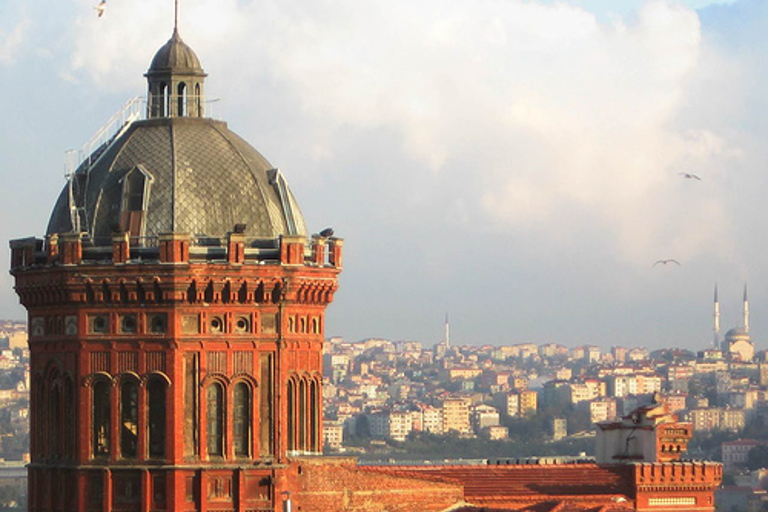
[
  {"left": 46, "top": 117, "right": 307, "bottom": 242},
  {"left": 725, "top": 327, "right": 750, "bottom": 340},
  {"left": 147, "top": 29, "right": 205, "bottom": 76}
]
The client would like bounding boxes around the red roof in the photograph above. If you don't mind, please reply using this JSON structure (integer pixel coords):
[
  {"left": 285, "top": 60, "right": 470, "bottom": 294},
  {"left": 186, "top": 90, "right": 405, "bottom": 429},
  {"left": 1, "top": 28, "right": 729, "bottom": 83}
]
[{"left": 361, "top": 463, "right": 635, "bottom": 509}]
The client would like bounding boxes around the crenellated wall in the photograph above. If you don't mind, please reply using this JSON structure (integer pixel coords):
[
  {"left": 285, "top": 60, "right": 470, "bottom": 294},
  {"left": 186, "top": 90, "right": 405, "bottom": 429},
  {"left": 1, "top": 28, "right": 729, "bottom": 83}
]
[
  {"left": 632, "top": 462, "right": 722, "bottom": 512},
  {"left": 11, "top": 231, "right": 341, "bottom": 512}
]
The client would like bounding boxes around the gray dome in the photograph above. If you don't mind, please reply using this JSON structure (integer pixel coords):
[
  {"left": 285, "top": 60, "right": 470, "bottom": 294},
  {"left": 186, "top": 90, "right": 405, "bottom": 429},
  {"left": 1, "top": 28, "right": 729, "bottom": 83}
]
[
  {"left": 147, "top": 29, "right": 205, "bottom": 76},
  {"left": 725, "top": 328, "right": 750, "bottom": 340},
  {"left": 47, "top": 117, "right": 307, "bottom": 243}
]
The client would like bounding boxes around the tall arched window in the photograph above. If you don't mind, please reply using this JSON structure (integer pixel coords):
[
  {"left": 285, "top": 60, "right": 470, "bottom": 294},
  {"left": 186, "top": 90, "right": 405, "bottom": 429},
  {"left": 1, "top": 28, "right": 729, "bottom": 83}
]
[
  {"left": 287, "top": 378, "right": 295, "bottom": 451},
  {"left": 93, "top": 380, "right": 111, "bottom": 457},
  {"left": 195, "top": 83, "right": 202, "bottom": 117},
  {"left": 298, "top": 378, "right": 307, "bottom": 451},
  {"left": 207, "top": 383, "right": 224, "bottom": 457},
  {"left": 312, "top": 317, "right": 320, "bottom": 334},
  {"left": 177, "top": 82, "right": 187, "bottom": 116},
  {"left": 50, "top": 382, "right": 61, "bottom": 457},
  {"left": 63, "top": 377, "right": 75, "bottom": 459},
  {"left": 120, "top": 379, "right": 139, "bottom": 458},
  {"left": 33, "top": 375, "right": 44, "bottom": 458},
  {"left": 310, "top": 378, "right": 319, "bottom": 452},
  {"left": 161, "top": 83, "right": 169, "bottom": 117},
  {"left": 148, "top": 378, "right": 167, "bottom": 458},
  {"left": 233, "top": 382, "right": 251, "bottom": 457}
]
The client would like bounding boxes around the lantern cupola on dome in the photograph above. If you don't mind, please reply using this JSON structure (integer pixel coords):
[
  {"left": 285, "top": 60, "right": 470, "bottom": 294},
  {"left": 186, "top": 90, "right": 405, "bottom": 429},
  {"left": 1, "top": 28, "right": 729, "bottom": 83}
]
[{"left": 145, "top": 28, "right": 207, "bottom": 118}]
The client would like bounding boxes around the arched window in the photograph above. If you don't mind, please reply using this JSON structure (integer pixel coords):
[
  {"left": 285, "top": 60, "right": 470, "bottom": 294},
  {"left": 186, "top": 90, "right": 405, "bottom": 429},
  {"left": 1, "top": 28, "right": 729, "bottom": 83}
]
[
  {"left": 310, "top": 378, "right": 319, "bottom": 452},
  {"left": 195, "top": 83, "right": 202, "bottom": 117},
  {"left": 207, "top": 383, "right": 224, "bottom": 457},
  {"left": 148, "top": 378, "right": 167, "bottom": 458},
  {"left": 93, "top": 380, "right": 111, "bottom": 457},
  {"left": 287, "top": 378, "right": 295, "bottom": 451},
  {"left": 161, "top": 83, "right": 169, "bottom": 117},
  {"left": 50, "top": 382, "right": 61, "bottom": 457},
  {"left": 63, "top": 377, "right": 75, "bottom": 459},
  {"left": 33, "top": 375, "right": 44, "bottom": 458},
  {"left": 120, "top": 379, "right": 139, "bottom": 458},
  {"left": 233, "top": 382, "right": 251, "bottom": 457},
  {"left": 177, "top": 82, "right": 187, "bottom": 117},
  {"left": 298, "top": 378, "right": 307, "bottom": 451}
]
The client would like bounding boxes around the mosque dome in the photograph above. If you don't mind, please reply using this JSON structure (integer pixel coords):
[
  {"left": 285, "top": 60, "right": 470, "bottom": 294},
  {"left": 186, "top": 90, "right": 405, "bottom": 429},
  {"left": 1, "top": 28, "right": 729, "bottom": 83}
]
[
  {"left": 46, "top": 31, "right": 306, "bottom": 243},
  {"left": 725, "top": 327, "right": 750, "bottom": 341}
]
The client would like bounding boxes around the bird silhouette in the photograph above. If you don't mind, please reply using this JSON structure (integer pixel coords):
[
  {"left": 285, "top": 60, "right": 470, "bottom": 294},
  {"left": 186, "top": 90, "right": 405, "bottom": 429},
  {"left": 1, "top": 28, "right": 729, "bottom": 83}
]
[
  {"left": 319, "top": 227, "right": 334, "bottom": 238},
  {"left": 679, "top": 172, "right": 701, "bottom": 181},
  {"left": 95, "top": 0, "right": 106, "bottom": 17},
  {"left": 653, "top": 259, "right": 681, "bottom": 267}
]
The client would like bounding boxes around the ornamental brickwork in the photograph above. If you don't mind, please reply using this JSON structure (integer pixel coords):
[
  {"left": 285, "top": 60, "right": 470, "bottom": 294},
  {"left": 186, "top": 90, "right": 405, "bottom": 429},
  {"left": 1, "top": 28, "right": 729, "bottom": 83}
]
[{"left": 11, "top": 232, "right": 341, "bottom": 512}]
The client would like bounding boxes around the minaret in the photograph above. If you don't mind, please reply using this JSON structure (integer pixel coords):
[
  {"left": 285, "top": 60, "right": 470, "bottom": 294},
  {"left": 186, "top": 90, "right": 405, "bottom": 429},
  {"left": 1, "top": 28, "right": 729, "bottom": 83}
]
[
  {"left": 445, "top": 312, "right": 450, "bottom": 348},
  {"left": 714, "top": 285, "right": 720, "bottom": 349},
  {"left": 744, "top": 284, "right": 750, "bottom": 334}
]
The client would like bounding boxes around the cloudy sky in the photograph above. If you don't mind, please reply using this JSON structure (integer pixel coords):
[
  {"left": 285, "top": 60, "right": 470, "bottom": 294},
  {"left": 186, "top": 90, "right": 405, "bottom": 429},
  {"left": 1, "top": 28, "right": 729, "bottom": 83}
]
[{"left": 2, "top": 0, "right": 767, "bottom": 350}]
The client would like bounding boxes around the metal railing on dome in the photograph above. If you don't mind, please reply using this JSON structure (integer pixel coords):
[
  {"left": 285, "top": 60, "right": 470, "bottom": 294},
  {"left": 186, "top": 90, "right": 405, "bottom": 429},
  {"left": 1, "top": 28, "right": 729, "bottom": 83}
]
[{"left": 63, "top": 95, "right": 223, "bottom": 234}]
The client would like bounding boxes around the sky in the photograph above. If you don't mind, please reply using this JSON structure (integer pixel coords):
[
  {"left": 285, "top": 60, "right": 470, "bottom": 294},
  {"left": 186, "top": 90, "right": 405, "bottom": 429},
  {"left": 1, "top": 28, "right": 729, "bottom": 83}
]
[{"left": 2, "top": 0, "right": 767, "bottom": 351}]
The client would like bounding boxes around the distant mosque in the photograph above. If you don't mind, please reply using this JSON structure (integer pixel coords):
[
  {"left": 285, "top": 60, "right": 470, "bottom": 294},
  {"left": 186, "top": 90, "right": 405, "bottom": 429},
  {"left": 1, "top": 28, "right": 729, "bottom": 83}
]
[{"left": 714, "top": 285, "right": 755, "bottom": 361}]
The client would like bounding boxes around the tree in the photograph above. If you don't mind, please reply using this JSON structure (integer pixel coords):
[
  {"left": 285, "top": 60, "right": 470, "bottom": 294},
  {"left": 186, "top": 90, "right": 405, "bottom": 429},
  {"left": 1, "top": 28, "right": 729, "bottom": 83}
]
[{"left": 746, "top": 445, "right": 768, "bottom": 471}]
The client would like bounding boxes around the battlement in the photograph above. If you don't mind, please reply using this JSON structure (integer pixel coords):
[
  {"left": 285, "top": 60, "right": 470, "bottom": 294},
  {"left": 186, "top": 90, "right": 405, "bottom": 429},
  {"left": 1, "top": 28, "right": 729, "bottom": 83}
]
[
  {"left": 633, "top": 461, "right": 722, "bottom": 487},
  {"left": 10, "top": 231, "right": 342, "bottom": 269},
  {"left": 10, "top": 232, "right": 342, "bottom": 310}
]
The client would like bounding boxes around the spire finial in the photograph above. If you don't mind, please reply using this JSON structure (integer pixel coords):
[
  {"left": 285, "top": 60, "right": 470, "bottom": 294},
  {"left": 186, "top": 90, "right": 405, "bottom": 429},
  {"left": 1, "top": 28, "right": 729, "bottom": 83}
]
[{"left": 174, "top": 0, "right": 179, "bottom": 32}]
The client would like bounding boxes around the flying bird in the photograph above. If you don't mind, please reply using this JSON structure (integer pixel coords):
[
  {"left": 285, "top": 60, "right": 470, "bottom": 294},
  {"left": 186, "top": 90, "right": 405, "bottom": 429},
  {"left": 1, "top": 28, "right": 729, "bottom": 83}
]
[
  {"left": 95, "top": 0, "right": 106, "bottom": 17},
  {"left": 679, "top": 172, "right": 701, "bottom": 181},
  {"left": 653, "top": 259, "right": 681, "bottom": 267}
]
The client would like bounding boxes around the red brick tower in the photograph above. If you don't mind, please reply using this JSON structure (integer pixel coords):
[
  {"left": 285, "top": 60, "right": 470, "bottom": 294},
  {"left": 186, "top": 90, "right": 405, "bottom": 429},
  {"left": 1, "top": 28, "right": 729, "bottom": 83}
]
[{"left": 10, "top": 29, "right": 341, "bottom": 512}]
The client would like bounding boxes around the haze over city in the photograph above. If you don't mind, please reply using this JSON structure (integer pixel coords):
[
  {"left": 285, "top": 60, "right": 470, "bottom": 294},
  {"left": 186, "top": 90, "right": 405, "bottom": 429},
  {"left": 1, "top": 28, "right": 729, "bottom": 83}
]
[{"left": 2, "top": 0, "right": 767, "bottom": 350}]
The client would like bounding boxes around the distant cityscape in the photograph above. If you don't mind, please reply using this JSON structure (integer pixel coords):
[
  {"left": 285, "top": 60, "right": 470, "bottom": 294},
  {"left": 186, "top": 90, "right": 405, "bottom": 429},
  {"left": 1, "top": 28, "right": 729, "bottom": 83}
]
[
  {"left": 323, "top": 332, "right": 768, "bottom": 442},
  {"left": 0, "top": 312, "right": 767, "bottom": 508}
]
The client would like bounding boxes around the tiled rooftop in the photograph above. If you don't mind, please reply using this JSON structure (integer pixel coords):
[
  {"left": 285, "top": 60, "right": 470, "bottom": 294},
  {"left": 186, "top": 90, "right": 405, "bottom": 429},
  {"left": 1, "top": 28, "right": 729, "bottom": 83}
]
[{"left": 362, "top": 463, "right": 635, "bottom": 509}]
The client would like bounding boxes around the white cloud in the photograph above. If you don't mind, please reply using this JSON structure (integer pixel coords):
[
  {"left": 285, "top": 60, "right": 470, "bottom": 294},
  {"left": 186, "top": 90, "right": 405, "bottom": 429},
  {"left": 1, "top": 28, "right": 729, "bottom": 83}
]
[
  {"left": 0, "top": 18, "right": 29, "bottom": 65},
  {"left": 60, "top": 0, "right": 768, "bottom": 347},
  {"left": 65, "top": 0, "right": 745, "bottom": 268}
]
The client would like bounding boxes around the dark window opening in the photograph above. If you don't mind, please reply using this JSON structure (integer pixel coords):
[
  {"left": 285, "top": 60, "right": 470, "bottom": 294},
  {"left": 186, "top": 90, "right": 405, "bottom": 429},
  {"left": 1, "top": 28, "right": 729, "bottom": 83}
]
[
  {"left": 195, "top": 83, "right": 202, "bottom": 116},
  {"left": 120, "top": 380, "right": 139, "bottom": 458},
  {"left": 64, "top": 378, "right": 75, "bottom": 459},
  {"left": 207, "top": 383, "right": 224, "bottom": 457},
  {"left": 50, "top": 384, "right": 61, "bottom": 457},
  {"left": 93, "top": 380, "right": 111, "bottom": 457},
  {"left": 184, "top": 353, "right": 199, "bottom": 457},
  {"left": 260, "top": 353, "right": 274, "bottom": 456},
  {"left": 287, "top": 378, "right": 295, "bottom": 451},
  {"left": 233, "top": 382, "right": 251, "bottom": 457},
  {"left": 310, "top": 379, "right": 319, "bottom": 452},
  {"left": 177, "top": 82, "right": 187, "bottom": 117},
  {"left": 148, "top": 379, "right": 167, "bottom": 458},
  {"left": 298, "top": 378, "right": 307, "bottom": 451}
]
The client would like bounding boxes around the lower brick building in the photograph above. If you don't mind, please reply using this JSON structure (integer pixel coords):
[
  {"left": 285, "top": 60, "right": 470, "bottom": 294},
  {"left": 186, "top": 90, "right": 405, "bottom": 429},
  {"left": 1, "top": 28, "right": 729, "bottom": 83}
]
[{"left": 284, "top": 403, "right": 721, "bottom": 512}]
